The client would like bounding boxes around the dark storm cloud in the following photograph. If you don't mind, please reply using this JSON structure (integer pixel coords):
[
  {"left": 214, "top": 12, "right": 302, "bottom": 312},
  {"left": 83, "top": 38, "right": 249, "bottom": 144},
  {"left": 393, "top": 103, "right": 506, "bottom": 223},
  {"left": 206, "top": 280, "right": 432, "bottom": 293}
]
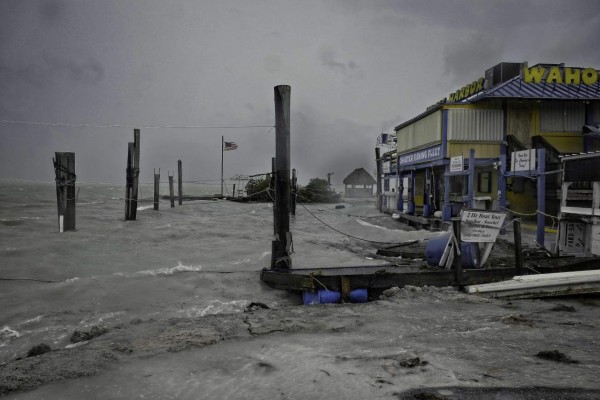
[
  {"left": 39, "top": 0, "right": 65, "bottom": 24},
  {"left": 292, "top": 103, "right": 374, "bottom": 184},
  {"left": 443, "top": 33, "right": 505, "bottom": 79}
]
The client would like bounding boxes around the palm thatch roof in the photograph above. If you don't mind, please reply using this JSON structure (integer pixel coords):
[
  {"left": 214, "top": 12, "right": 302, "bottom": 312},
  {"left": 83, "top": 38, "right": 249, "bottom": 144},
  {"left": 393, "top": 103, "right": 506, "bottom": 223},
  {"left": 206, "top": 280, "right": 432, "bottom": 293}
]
[{"left": 342, "top": 168, "right": 376, "bottom": 185}]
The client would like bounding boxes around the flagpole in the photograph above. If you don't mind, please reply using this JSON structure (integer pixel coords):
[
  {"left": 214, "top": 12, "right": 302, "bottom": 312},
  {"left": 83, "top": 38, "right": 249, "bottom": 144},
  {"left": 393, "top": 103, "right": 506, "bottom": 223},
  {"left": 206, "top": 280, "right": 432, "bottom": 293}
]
[{"left": 221, "top": 135, "right": 224, "bottom": 197}]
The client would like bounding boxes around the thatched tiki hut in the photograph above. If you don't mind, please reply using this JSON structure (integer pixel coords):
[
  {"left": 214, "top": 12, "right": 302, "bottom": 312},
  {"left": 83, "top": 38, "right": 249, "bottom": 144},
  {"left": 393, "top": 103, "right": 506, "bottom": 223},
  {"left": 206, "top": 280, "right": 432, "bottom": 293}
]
[{"left": 343, "top": 168, "right": 376, "bottom": 198}]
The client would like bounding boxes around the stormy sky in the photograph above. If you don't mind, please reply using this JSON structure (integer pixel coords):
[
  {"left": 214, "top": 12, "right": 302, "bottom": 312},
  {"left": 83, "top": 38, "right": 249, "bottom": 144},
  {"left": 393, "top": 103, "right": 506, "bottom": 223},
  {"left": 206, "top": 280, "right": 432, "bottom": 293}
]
[{"left": 1, "top": 0, "right": 599, "bottom": 185}]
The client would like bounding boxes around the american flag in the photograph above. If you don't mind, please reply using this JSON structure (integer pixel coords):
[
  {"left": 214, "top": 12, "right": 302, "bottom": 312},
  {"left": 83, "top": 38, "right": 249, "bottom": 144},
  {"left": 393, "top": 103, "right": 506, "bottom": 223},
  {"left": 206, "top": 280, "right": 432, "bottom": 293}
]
[{"left": 224, "top": 141, "right": 238, "bottom": 151}]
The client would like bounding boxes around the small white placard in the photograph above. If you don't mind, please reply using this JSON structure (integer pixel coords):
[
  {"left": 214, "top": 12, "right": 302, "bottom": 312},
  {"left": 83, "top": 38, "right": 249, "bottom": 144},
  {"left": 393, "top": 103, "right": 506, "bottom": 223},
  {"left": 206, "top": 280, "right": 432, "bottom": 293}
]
[
  {"left": 450, "top": 156, "right": 464, "bottom": 172},
  {"left": 511, "top": 149, "right": 536, "bottom": 172},
  {"left": 383, "top": 161, "right": 391, "bottom": 174},
  {"left": 461, "top": 210, "right": 506, "bottom": 243}
]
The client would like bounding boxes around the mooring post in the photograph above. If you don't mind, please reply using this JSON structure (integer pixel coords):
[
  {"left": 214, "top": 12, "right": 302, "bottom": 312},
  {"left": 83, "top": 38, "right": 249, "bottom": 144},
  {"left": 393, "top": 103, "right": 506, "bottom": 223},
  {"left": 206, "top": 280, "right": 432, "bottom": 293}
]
[
  {"left": 169, "top": 173, "right": 175, "bottom": 208},
  {"left": 153, "top": 168, "right": 160, "bottom": 211},
  {"left": 53, "top": 152, "right": 76, "bottom": 232},
  {"left": 452, "top": 217, "right": 463, "bottom": 289},
  {"left": 125, "top": 129, "right": 140, "bottom": 220},
  {"left": 271, "top": 85, "right": 292, "bottom": 270},
  {"left": 177, "top": 159, "right": 183, "bottom": 206},
  {"left": 291, "top": 168, "right": 297, "bottom": 216},
  {"left": 375, "top": 147, "right": 382, "bottom": 212},
  {"left": 232, "top": 184, "right": 236, "bottom": 198},
  {"left": 513, "top": 219, "right": 523, "bottom": 275}
]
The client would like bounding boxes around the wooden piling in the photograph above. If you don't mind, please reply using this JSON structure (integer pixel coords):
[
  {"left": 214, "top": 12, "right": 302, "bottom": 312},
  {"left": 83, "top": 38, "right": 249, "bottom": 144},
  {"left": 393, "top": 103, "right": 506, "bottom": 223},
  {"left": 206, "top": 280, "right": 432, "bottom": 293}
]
[
  {"left": 154, "top": 168, "right": 160, "bottom": 211},
  {"left": 53, "top": 152, "right": 76, "bottom": 232},
  {"left": 271, "top": 85, "right": 292, "bottom": 270},
  {"left": 452, "top": 217, "right": 463, "bottom": 289},
  {"left": 125, "top": 129, "right": 140, "bottom": 220},
  {"left": 375, "top": 147, "right": 382, "bottom": 212},
  {"left": 291, "top": 168, "right": 297, "bottom": 216},
  {"left": 232, "top": 184, "right": 236, "bottom": 198},
  {"left": 513, "top": 219, "right": 523, "bottom": 275},
  {"left": 177, "top": 159, "right": 182, "bottom": 206},
  {"left": 169, "top": 173, "right": 175, "bottom": 208}
]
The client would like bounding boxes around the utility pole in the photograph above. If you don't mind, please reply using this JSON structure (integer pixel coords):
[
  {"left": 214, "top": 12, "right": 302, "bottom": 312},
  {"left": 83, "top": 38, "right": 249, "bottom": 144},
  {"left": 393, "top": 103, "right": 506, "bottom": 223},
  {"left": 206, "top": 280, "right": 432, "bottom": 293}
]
[{"left": 53, "top": 152, "right": 76, "bottom": 232}]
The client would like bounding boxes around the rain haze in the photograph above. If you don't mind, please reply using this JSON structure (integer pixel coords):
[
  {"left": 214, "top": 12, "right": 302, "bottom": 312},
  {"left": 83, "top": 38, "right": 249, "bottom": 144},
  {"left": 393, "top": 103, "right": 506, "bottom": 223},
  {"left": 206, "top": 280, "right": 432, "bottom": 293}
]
[{"left": 1, "top": 0, "right": 600, "bottom": 185}]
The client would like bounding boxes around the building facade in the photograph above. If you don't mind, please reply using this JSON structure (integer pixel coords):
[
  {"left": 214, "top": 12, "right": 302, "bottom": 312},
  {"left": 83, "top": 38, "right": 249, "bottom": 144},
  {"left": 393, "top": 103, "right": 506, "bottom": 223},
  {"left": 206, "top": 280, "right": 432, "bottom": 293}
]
[{"left": 387, "top": 62, "right": 600, "bottom": 226}]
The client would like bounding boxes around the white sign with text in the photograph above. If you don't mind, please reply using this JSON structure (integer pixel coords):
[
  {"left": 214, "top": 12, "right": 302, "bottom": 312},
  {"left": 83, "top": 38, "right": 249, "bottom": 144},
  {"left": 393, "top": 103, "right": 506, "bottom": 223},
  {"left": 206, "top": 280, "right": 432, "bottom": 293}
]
[
  {"left": 461, "top": 210, "right": 506, "bottom": 243},
  {"left": 511, "top": 149, "right": 536, "bottom": 172},
  {"left": 450, "top": 156, "right": 464, "bottom": 172}
]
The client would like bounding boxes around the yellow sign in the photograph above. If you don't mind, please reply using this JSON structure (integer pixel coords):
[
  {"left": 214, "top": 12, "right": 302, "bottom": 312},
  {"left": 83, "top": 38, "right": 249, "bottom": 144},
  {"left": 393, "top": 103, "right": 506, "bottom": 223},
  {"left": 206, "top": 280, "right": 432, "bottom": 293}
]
[
  {"left": 448, "top": 77, "right": 484, "bottom": 102},
  {"left": 522, "top": 65, "right": 598, "bottom": 85}
]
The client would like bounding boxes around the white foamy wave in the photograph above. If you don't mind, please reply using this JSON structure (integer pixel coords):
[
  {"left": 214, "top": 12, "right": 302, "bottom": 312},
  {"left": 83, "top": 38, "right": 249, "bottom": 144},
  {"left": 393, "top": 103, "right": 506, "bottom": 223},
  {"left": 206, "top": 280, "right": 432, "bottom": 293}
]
[
  {"left": 356, "top": 218, "right": 395, "bottom": 231},
  {"left": 64, "top": 277, "right": 80, "bottom": 284},
  {"left": 0, "top": 326, "right": 21, "bottom": 347},
  {"left": 116, "top": 262, "right": 203, "bottom": 278},
  {"left": 137, "top": 205, "right": 153, "bottom": 211},
  {"left": 181, "top": 300, "right": 249, "bottom": 317},
  {"left": 78, "top": 201, "right": 104, "bottom": 205},
  {"left": 19, "top": 315, "right": 44, "bottom": 325}
]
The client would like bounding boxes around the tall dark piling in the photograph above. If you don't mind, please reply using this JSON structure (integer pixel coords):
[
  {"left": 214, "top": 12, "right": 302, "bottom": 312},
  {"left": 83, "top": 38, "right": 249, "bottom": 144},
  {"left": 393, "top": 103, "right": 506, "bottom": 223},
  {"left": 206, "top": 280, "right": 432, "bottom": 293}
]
[
  {"left": 53, "top": 152, "right": 76, "bottom": 232},
  {"left": 177, "top": 160, "right": 183, "bottom": 206},
  {"left": 153, "top": 169, "right": 160, "bottom": 211},
  {"left": 271, "top": 85, "right": 292, "bottom": 270},
  {"left": 291, "top": 168, "right": 297, "bottom": 216},
  {"left": 125, "top": 129, "right": 140, "bottom": 220},
  {"left": 169, "top": 173, "right": 175, "bottom": 208}
]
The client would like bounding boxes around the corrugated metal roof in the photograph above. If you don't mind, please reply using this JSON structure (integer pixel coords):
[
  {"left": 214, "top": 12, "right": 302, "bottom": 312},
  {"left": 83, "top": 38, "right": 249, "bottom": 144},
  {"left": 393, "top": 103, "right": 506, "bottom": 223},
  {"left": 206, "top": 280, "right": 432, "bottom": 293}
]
[{"left": 469, "top": 75, "right": 600, "bottom": 102}]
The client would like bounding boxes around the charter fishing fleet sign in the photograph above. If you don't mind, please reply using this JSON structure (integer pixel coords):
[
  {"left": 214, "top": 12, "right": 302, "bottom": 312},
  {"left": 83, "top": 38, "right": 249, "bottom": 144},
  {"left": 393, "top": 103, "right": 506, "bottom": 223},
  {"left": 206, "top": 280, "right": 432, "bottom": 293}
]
[
  {"left": 398, "top": 145, "right": 442, "bottom": 166},
  {"left": 461, "top": 210, "right": 506, "bottom": 243}
]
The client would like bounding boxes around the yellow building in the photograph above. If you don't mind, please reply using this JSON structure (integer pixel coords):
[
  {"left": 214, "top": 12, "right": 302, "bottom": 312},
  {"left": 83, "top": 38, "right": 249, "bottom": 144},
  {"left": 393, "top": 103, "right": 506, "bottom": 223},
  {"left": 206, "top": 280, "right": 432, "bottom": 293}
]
[{"left": 391, "top": 62, "right": 600, "bottom": 225}]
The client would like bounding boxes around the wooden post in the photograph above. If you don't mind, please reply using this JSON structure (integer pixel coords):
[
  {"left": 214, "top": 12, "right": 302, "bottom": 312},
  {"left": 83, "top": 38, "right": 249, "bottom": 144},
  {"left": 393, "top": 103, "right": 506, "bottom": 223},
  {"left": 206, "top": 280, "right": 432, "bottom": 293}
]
[
  {"left": 53, "top": 152, "right": 76, "bottom": 232},
  {"left": 375, "top": 147, "right": 382, "bottom": 212},
  {"left": 270, "top": 157, "right": 276, "bottom": 201},
  {"left": 232, "top": 184, "right": 236, "bottom": 198},
  {"left": 341, "top": 276, "right": 350, "bottom": 303},
  {"left": 271, "top": 85, "right": 292, "bottom": 270},
  {"left": 154, "top": 168, "right": 160, "bottom": 211},
  {"left": 452, "top": 217, "right": 463, "bottom": 289},
  {"left": 169, "top": 173, "right": 175, "bottom": 208},
  {"left": 513, "top": 219, "right": 523, "bottom": 275},
  {"left": 177, "top": 159, "right": 183, "bottom": 206},
  {"left": 291, "top": 168, "right": 297, "bottom": 216},
  {"left": 125, "top": 129, "right": 140, "bottom": 220}
]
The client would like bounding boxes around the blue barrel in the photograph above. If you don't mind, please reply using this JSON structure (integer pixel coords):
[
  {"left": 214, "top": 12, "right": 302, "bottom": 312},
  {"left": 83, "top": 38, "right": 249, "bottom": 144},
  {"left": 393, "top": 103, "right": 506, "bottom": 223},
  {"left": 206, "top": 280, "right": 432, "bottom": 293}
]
[
  {"left": 318, "top": 290, "right": 341, "bottom": 304},
  {"left": 303, "top": 291, "right": 320, "bottom": 305},
  {"left": 425, "top": 234, "right": 480, "bottom": 268},
  {"left": 349, "top": 288, "right": 368, "bottom": 303}
]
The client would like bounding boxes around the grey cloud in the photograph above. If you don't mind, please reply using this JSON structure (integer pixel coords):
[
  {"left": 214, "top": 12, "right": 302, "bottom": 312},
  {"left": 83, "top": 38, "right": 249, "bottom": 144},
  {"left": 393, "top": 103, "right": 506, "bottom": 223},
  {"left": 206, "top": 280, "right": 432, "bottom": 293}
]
[
  {"left": 39, "top": 0, "right": 65, "bottom": 24},
  {"left": 44, "top": 54, "right": 105, "bottom": 84},
  {"left": 443, "top": 33, "right": 505, "bottom": 79}
]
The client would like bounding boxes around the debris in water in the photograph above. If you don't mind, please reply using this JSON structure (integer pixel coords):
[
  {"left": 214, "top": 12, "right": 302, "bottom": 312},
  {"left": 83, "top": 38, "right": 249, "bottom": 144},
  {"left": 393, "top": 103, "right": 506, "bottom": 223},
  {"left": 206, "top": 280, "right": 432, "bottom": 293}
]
[
  {"left": 70, "top": 324, "right": 109, "bottom": 343},
  {"left": 244, "top": 302, "right": 270, "bottom": 312},
  {"left": 535, "top": 350, "right": 579, "bottom": 364},
  {"left": 550, "top": 304, "right": 576, "bottom": 312},
  {"left": 398, "top": 357, "right": 426, "bottom": 368},
  {"left": 26, "top": 343, "right": 51, "bottom": 358}
]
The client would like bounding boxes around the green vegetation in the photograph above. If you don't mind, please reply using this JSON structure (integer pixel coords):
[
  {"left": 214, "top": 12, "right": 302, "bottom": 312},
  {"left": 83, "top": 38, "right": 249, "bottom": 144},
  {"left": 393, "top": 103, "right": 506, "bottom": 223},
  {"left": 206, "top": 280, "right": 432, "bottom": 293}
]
[
  {"left": 297, "top": 178, "right": 341, "bottom": 203},
  {"left": 245, "top": 175, "right": 271, "bottom": 201},
  {"left": 245, "top": 175, "right": 341, "bottom": 203}
]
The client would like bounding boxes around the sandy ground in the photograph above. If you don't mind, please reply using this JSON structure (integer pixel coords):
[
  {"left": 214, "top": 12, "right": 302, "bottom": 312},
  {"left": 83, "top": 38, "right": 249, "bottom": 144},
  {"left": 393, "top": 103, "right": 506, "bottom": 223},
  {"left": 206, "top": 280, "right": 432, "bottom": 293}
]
[{"left": 2, "top": 286, "right": 599, "bottom": 399}]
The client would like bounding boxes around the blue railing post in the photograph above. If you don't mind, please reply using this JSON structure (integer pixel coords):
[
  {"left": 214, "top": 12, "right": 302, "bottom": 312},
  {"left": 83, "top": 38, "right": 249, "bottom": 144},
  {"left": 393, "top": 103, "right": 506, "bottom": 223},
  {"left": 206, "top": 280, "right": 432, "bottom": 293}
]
[
  {"left": 443, "top": 164, "right": 452, "bottom": 221},
  {"left": 537, "top": 148, "right": 546, "bottom": 247},
  {"left": 408, "top": 170, "right": 415, "bottom": 215},
  {"left": 423, "top": 168, "right": 431, "bottom": 217},
  {"left": 467, "top": 149, "right": 475, "bottom": 209}
]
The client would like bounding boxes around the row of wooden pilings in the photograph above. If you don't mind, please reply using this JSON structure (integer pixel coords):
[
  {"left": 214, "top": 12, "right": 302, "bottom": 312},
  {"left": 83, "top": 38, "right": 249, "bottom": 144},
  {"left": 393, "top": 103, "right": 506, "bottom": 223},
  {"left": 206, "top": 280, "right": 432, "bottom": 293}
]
[
  {"left": 52, "top": 128, "right": 184, "bottom": 231},
  {"left": 53, "top": 85, "right": 295, "bottom": 273}
]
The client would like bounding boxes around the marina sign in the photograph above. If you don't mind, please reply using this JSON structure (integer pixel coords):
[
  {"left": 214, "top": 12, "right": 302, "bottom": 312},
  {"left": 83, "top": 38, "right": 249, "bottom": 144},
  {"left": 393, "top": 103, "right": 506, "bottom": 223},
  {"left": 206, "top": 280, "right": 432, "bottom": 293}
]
[
  {"left": 461, "top": 210, "right": 506, "bottom": 243},
  {"left": 398, "top": 145, "right": 442, "bottom": 166}
]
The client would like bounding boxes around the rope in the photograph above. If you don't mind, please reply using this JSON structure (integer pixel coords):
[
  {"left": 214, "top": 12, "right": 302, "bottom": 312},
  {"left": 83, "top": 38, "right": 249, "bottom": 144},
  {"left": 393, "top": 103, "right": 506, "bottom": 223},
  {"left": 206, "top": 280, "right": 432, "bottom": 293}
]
[
  {"left": 297, "top": 202, "right": 408, "bottom": 245},
  {"left": 0, "top": 119, "right": 274, "bottom": 130}
]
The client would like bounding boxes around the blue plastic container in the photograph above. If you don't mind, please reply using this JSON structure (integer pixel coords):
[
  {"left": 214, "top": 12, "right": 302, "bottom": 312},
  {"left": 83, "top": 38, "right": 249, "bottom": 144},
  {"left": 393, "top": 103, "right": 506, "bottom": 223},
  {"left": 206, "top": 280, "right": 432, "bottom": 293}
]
[
  {"left": 318, "top": 290, "right": 341, "bottom": 304},
  {"left": 425, "top": 234, "right": 480, "bottom": 268},
  {"left": 349, "top": 288, "right": 368, "bottom": 303},
  {"left": 302, "top": 291, "right": 320, "bottom": 305}
]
